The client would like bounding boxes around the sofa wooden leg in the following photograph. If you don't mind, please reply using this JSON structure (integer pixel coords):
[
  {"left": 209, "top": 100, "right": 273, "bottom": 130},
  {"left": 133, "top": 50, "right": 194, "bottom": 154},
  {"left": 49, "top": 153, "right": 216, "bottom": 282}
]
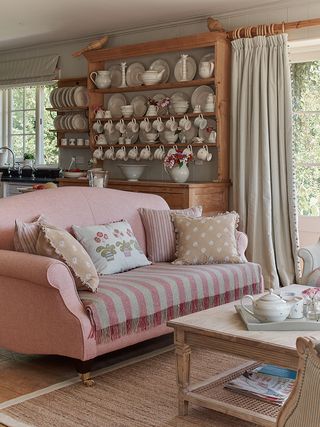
[{"left": 75, "top": 359, "right": 95, "bottom": 387}]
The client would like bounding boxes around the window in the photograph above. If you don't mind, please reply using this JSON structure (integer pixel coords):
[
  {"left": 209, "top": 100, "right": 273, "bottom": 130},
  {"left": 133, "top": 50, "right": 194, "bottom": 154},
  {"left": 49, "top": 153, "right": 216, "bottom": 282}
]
[
  {"left": 291, "top": 60, "right": 320, "bottom": 217},
  {"left": 2, "top": 84, "right": 58, "bottom": 165}
]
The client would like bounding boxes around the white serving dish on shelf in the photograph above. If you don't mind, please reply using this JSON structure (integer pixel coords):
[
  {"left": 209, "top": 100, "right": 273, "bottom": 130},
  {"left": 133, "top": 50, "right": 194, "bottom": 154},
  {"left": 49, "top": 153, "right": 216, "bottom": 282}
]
[{"left": 117, "top": 164, "right": 147, "bottom": 181}]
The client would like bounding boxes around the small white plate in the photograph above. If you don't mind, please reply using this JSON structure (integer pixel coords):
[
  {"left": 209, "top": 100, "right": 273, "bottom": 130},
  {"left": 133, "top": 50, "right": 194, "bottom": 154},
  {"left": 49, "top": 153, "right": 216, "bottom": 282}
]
[
  {"left": 191, "top": 85, "right": 215, "bottom": 109},
  {"left": 109, "top": 65, "right": 122, "bottom": 88},
  {"left": 130, "top": 95, "right": 147, "bottom": 117},
  {"left": 108, "top": 94, "right": 127, "bottom": 118},
  {"left": 149, "top": 59, "right": 170, "bottom": 83},
  {"left": 73, "top": 86, "right": 88, "bottom": 107},
  {"left": 174, "top": 56, "right": 197, "bottom": 82},
  {"left": 126, "top": 62, "right": 145, "bottom": 87}
]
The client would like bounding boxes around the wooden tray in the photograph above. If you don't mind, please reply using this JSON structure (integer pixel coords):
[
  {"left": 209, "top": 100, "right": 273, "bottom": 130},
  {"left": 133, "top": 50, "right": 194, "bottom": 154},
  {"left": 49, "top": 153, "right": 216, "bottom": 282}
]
[{"left": 235, "top": 305, "right": 320, "bottom": 331}]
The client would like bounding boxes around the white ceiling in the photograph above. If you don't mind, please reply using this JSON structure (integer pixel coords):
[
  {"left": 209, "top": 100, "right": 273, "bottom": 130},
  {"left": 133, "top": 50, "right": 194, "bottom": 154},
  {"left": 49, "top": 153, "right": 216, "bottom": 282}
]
[{"left": 0, "top": 0, "right": 299, "bottom": 51}]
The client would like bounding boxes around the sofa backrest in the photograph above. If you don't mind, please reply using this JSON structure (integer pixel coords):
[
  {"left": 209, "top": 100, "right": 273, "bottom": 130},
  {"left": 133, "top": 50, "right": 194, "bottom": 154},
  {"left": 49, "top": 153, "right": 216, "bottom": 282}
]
[{"left": 0, "top": 187, "right": 169, "bottom": 253}]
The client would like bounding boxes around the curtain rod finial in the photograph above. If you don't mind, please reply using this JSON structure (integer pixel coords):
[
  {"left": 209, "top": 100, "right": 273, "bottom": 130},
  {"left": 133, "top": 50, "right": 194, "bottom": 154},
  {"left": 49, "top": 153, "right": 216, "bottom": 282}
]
[{"left": 207, "top": 17, "right": 225, "bottom": 33}]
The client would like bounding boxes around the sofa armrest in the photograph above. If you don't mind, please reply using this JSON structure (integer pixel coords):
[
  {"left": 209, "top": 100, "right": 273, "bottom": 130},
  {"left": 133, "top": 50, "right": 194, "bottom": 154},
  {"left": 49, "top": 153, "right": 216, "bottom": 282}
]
[
  {"left": 236, "top": 231, "right": 248, "bottom": 261},
  {"left": 298, "top": 238, "right": 320, "bottom": 284}
]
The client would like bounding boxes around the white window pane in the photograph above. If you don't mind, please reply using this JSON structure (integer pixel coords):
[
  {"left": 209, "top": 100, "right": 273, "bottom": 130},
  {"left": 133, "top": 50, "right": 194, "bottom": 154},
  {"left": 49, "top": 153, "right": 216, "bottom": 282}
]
[
  {"left": 25, "top": 109, "right": 36, "bottom": 134},
  {"left": 12, "top": 111, "right": 23, "bottom": 134},
  {"left": 25, "top": 87, "right": 36, "bottom": 110},
  {"left": 11, "top": 87, "right": 24, "bottom": 110},
  {"left": 11, "top": 135, "right": 23, "bottom": 158},
  {"left": 25, "top": 135, "right": 36, "bottom": 159}
]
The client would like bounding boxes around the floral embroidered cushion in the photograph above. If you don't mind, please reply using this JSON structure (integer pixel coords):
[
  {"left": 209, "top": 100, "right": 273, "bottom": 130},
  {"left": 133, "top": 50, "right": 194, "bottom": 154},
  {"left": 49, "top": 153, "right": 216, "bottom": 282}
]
[
  {"left": 36, "top": 223, "right": 99, "bottom": 292},
  {"left": 171, "top": 212, "right": 243, "bottom": 265},
  {"left": 138, "top": 206, "right": 202, "bottom": 262},
  {"left": 72, "top": 220, "right": 151, "bottom": 275},
  {"left": 13, "top": 215, "right": 47, "bottom": 254}
]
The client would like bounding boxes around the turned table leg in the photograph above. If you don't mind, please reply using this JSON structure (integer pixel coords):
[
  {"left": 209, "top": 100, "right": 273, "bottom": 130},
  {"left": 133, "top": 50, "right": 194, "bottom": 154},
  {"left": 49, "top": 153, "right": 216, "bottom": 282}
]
[{"left": 175, "top": 330, "right": 191, "bottom": 416}]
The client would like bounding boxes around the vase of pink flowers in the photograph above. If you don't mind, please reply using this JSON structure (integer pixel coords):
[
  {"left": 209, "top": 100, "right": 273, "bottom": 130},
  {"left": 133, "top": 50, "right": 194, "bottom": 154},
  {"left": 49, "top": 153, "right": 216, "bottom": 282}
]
[
  {"left": 164, "top": 150, "right": 193, "bottom": 183},
  {"left": 302, "top": 287, "right": 320, "bottom": 320}
]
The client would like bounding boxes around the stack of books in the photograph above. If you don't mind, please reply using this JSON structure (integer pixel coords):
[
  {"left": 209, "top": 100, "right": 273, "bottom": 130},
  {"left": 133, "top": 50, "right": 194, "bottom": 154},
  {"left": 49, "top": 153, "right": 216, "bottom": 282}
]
[{"left": 224, "top": 365, "right": 297, "bottom": 406}]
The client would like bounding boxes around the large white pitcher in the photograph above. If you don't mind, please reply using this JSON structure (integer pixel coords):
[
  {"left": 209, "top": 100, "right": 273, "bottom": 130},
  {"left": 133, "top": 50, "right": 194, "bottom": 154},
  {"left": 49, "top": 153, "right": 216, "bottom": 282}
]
[{"left": 90, "top": 70, "right": 112, "bottom": 89}]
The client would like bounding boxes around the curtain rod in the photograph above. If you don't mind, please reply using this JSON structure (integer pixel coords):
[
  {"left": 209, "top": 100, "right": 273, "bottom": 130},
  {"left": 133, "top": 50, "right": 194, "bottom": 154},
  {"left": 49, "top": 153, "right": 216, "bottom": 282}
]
[{"left": 208, "top": 17, "right": 320, "bottom": 40}]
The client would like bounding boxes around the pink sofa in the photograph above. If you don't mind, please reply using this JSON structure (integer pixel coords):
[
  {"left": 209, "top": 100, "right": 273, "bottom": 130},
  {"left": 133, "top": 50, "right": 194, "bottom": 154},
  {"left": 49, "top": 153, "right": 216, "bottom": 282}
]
[{"left": 0, "top": 187, "right": 263, "bottom": 382}]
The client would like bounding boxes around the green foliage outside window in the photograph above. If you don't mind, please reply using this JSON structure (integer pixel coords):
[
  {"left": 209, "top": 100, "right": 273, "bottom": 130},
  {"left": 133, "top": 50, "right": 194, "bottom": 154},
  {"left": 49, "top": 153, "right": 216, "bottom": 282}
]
[{"left": 291, "top": 61, "right": 320, "bottom": 216}]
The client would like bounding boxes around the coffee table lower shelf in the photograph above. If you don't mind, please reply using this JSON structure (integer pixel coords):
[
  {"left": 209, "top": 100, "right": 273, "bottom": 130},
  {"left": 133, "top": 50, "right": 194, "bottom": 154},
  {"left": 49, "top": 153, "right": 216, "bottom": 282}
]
[{"left": 183, "top": 362, "right": 279, "bottom": 427}]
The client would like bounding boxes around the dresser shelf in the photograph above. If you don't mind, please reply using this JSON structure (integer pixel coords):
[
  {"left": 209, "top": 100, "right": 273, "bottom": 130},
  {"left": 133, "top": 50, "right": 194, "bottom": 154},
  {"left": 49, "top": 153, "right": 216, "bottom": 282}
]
[{"left": 91, "top": 112, "right": 216, "bottom": 123}]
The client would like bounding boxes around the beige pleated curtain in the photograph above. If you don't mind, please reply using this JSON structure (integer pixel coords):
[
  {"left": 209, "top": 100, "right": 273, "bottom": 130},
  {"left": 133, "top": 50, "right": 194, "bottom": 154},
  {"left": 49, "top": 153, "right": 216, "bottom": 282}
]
[{"left": 231, "top": 33, "right": 300, "bottom": 289}]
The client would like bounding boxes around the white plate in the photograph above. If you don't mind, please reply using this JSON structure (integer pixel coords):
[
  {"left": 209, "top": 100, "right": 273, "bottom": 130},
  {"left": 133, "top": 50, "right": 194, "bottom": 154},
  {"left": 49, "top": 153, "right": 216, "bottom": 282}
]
[
  {"left": 73, "top": 86, "right": 88, "bottom": 107},
  {"left": 68, "top": 86, "right": 77, "bottom": 107},
  {"left": 126, "top": 62, "right": 145, "bottom": 87},
  {"left": 169, "top": 92, "right": 190, "bottom": 115},
  {"left": 174, "top": 56, "right": 197, "bottom": 82},
  {"left": 109, "top": 65, "right": 122, "bottom": 88},
  {"left": 62, "top": 87, "right": 70, "bottom": 108},
  {"left": 49, "top": 88, "right": 58, "bottom": 108},
  {"left": 108, "top": 94, "right": 127, "bottom": 119},
  {"left": 72, "top": 114, "right": 88, "bottom": 130},
  {"left": 149, "top": 59, "right": 170, "bottom": 83},
  {"left": 130, "top": 95, "right": 147, "bottom": 117},
  {"left": 64, "top": 171, "right": 86, "bottom": 178},
  {"left": 179, "top": 124, "right": 197, "bottom": 143},
  {"left": 199, "top": 118, "right": 216, "bottom": 143},
  {"left": 191, "top": 85, "right": 215, "bottom": 109},
  {"left": 152, "top": 93, "right": 169, "bottom": 116},
  {"left": 64, "top": 88, "right": 72, "bottom": 108},
  {"left": 55, "top": 88, "right": 64, "bottom": 108},
  {"left": 53, "top": 115, "right": 61, "bottom": 130},
  {"left": 66, "top": 114, "right": 73, "bottom": 130}
]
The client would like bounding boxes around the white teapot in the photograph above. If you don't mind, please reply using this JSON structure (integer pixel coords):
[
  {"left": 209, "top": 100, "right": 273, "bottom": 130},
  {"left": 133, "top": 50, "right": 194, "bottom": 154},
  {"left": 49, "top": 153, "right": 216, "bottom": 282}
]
[
  {"left": 90, "top": 70, "right": 112, "bottom": 89},
  {"left": 241, "top": 289, "right": 292, "bottom": 322},
  {"left": 140, "top": 69, "right": 165, "bottom": 86}
]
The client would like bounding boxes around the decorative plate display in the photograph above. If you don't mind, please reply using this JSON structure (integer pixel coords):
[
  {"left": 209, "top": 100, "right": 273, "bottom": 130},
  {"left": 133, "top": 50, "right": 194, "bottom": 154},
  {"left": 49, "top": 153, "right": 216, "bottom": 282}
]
[
  {"left": 179, "top": 124, "right": 197, "bottom": 143},
  {"left": 109, "top": 65, "right": 122, "bottom": 88},
  {"left": 53, "top": 115, "right": 61, "bottom": 130},
  {"left": 49, "top": 88, "right": 58, "bottom": 108},
  {"left": 149, "top": 59, "right": 170, "bottom": 83},
  {"left": 68, "top": 86, "right": 77, "bottom": 107},
  {"left": 55, "top": 88, "right": 64, "bottom": 108},
  {"left": 73, "top": 86, "right": 88, "bottom": 107},
  {"left": 174, "top": 56, "right": 197, "bottom": 82},
  {"left": 71, "top": 114, "right": 88, "bottom": 130},
  {"left": 126, "top": 62, "right": 145, "bottom": 87},
  {"left": 191, "top": 85, "right": 215, "bottom": 109},
  {"left": 107, "top": 94, "right": 127, "bottom": 118},
  {"left": 65, "top": 114, "right": 74, "bottom": 130},
  {"left": 169, "top": 92, "right": 190, "bottom": 115},
  {"left": 130, "top": 95, "right": 147, "bottom": 117}
]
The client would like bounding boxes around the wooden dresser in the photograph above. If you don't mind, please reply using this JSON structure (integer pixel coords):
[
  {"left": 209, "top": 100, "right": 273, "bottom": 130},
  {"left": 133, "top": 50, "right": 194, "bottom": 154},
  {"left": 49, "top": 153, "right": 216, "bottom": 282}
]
[{"left": 57, "top": 179, "right": 229, "bottom": 213}]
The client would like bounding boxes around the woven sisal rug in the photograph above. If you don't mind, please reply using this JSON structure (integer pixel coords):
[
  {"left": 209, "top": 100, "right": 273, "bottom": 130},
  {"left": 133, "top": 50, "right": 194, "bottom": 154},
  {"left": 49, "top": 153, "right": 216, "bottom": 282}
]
[{"left": 1, "top": 348, "right": 259, "bottom": 427}]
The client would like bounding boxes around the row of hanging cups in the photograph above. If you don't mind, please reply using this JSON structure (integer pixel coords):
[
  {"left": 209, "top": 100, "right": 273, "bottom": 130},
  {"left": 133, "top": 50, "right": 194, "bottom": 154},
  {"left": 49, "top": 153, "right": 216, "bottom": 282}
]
[{"left": 93, "top": 144, "right": 212, "bottom": 162}]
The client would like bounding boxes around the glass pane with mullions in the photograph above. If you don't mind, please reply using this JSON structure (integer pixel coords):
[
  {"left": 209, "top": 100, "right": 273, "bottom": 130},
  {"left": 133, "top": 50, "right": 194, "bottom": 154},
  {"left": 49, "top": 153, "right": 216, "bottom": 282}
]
[
  {"left": 25, "top": 135, "right": 36, "bottom": 159},
  {"left": 24, "top": 86, "right": 36, "bottom": 110},
  {"left": 25, "top": 110, "right": 36, "bottom": 134},
  {"left": 11, "top": 111, "right": 23, "bottom": 134},
  {"left": 11, "top": 87, "right": 24, "bottom": 110},
  {"left": 11, "top": 135, "right": 24, "bottom": 158},
  {"left": 43, "top": 84, "right": 58, "bottom": 164}
]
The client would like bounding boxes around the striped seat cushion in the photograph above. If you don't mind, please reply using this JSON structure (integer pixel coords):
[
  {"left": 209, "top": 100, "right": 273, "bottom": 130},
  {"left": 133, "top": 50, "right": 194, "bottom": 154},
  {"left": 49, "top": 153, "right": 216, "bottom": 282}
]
[{"left": 79, "top": 262, "right": 264, "bottom": 343}]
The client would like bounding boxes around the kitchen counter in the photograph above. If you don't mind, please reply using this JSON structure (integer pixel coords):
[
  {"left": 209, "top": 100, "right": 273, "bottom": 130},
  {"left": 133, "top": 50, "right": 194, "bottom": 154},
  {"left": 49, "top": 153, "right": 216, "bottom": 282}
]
[{"left": 1, "top": 176, "right": 58, "bottom": 183}]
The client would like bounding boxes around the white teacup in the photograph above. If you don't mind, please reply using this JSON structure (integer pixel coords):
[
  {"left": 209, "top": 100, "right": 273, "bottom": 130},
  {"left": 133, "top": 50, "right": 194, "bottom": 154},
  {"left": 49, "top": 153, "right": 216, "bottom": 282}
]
[
  {"left": 127, "top": 118, "right": 139, "bottom": 133},
  {"left": 167, "top": 145, "right": 178, "bottom": 157},
  {"left": 104, "top": 147, "right": 115, "bottom": 160},
  {"left": 179, "top": 115, "right": 191, "bottom": 131},
  {"left": 287, "top": 296, "right": 304, "bottom": 319},
  {"left": 194, "top": 114, "right": 207, "bottom": 130},
  {"left": 121, "top": 105, "right": 134, "bottom": 119},
  {"left": 197, "top": 145, "right": 210, "bottom": 161},
  {"left": 93, "top": 146, "right": 104, "bottom": 159},
  {"left": 76, "top": 138, "right": 84, "bottom": 146},
  {"left": 164, "top": 131, "right": 178, "bottom": 144},
  {"left": 85, "top": 139, "right": 90, "bottom": 146},
  {"left": 69, "top": 138, "right": 76, "bottom": 146},
  {"left": 128, "top": 146, "right": 139, "bottom": 160},
  {"left": 125, "top": 137, "right": 132, "bottom": 145},
  {"left": 95, "top": 109, "right": 105, "bottom": 119},
  {"left": 118, "top": 136, "right": 125, "bottom": 145},
  {"left": 173, "top": 101, "right": 189, "bottom": 115},
  {"left": 145, "top": 133, "right": 158, "bottom": 143},
  {"left": 93, "top": 120, "right": 104, "bottom": 133},
  {"left": 154, "top": 145, "right": 165, "bottom": 160},
  {"left": 115, "top": 119, "right": 126, "bottom": 134},
  {"left": 104, "top": 120, "right": 114, "bottom": 134},
  {"left": 152, "top": 117, "right": 164, "bottom": 132},
  {"left": 140, "top": 118, "right": 151, "bottom": 132},
  {"left": 115, "top": 146, "right": 127, "bottom": 160},
  {"left": 165, "top": 117, "right": 178, "bottom": 132},
  {"left": 140, "top": 145, "right": 152, "bottom": 160},
  {"left": 94, "top": 134, "right": 107, "bottom": 145},
  {"left": 61, "top": 138, "right": 68, "bottom": 146},
  {"left": 182, "top": 145, "right": 193, "bottom": 156},
  {"left": 104, "top": 110, "right": 112, "bottom": 119}
]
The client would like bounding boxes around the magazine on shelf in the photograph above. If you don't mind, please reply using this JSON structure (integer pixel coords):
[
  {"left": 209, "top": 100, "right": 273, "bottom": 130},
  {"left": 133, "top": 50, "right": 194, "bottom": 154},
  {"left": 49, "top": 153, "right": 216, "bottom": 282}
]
[{"left": 224, "top": 365, "right": 297, "bottom": 406}]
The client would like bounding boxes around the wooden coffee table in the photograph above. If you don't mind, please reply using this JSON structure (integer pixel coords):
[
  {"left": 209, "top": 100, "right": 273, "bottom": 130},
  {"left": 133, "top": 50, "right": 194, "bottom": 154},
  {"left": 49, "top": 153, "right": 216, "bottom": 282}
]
[{"left": 167, "top": 285, "right": 318, "bottom": 427}]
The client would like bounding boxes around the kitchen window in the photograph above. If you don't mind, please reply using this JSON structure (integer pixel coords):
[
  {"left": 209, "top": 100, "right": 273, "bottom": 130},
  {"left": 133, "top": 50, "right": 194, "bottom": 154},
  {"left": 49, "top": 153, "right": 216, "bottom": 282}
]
[{"left": 1, "top": 84, "right": 58, "bottom": 165}]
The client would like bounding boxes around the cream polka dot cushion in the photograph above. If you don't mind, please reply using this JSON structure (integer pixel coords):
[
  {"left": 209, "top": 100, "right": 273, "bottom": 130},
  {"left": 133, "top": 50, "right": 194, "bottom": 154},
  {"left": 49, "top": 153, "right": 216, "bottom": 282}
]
[
  {"left": 36, "top": 224, "right": 99, "bottom": 292},
  {"left": 172, "top": 212, "right": 243, "bottom": 265}
]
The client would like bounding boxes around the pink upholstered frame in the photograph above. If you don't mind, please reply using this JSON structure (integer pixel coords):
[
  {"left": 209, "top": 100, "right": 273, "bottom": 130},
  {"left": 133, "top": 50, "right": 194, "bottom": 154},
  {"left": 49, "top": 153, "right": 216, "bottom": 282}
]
[{"left": 0, "top": 187, "right": 248, "bottom": 361}]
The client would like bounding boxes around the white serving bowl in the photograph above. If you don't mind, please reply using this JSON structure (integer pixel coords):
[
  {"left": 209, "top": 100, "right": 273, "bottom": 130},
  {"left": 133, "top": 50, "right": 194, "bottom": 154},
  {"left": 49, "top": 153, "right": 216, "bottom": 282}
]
[
  {"left": 145, "top": 133, "right": 158, "bottom": 142},
  {"left": 173, "top": 103, "right": 189, "bottom": 114},
  {"left": 141, "top": 71, "right": 162, "bottom": 86},
  {"left": 118, "top": 164, "right": 147, "bottom": 181},
  {"left": 63, "top": 171, "right": 86, "bottom": 178}
]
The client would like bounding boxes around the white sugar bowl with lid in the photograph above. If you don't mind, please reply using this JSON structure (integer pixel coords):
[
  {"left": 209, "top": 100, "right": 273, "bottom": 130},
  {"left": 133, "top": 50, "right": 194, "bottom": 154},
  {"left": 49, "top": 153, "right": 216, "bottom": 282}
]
[{"left": 241, "top": 289, "right": 292, "bottom": 322}]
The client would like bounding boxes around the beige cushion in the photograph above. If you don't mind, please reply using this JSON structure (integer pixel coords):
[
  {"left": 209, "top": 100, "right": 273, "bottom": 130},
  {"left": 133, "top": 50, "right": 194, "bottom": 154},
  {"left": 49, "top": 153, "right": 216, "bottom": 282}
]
[
  {"left": 36, "top": 224, "right": 99, "bottom": 292},
  {"left": 172, "top": 212, "right": 243, "bottom": 265},
  {"left": 13, "top": 215, "right": 46, "bottom": 254}
]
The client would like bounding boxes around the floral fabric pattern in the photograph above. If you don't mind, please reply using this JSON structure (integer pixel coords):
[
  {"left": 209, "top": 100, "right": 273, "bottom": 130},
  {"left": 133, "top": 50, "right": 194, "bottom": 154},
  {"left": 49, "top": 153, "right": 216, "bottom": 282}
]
[{"left": 72, "top": 220, "right": 151, "bottom": 275}]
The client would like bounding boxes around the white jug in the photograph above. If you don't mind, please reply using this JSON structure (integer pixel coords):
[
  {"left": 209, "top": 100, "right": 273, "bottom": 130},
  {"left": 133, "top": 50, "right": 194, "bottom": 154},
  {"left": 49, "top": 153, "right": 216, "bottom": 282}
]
[
  {"left": 90, "top": 70, "right": 112, "bottom": 89},
  {"left": 199, "top": 62, "right": 214, "bottom": 79}
]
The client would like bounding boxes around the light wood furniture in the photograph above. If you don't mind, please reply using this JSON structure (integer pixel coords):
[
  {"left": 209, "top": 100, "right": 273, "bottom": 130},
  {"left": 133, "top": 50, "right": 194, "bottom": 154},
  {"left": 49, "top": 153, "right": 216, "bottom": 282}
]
[
  {"left": 83, "top": 31, "right": 231, "bottom": 211},
  {"left": 57, "top": 178, "right": 228, "bottom": 213},
  {"left": 167, "top": 285, "right": 318, "bottom": 427},
  {"left": 47, "top": 77, "right": 89, "bottom": 150}
]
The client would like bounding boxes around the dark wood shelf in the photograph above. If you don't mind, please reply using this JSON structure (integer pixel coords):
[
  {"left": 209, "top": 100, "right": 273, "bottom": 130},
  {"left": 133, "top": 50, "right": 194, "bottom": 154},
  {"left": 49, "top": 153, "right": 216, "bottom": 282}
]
[
  {"left": 57, "top": 145, "right": 90, "bottom": 149},
  {"left": 92, "top": 143, "right": 217, "bottom": 149},
  {"left": 91, "top": 111, "right": 216, "bottom": 123},
  {"left": 50, "top": 129, "right": 89, "bottom": 133},
  {"left": 90, "top": 77, "right": 215, "bottom": 94},
  {"left": 47, "top": 107, "right": 88, "bottom": 112}
]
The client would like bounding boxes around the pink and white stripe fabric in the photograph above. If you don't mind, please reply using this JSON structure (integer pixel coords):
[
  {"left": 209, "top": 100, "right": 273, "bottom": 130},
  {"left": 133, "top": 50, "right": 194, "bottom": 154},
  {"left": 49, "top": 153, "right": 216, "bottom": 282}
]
[
  {"left": 13, "top": 215, "right": 46, "bottom": 254},
  {"left": 139, "top": 206, "right": 202, "bottom": 262},
  {"left": 79, "top": 262, "right": 264, "bottom": 343}
]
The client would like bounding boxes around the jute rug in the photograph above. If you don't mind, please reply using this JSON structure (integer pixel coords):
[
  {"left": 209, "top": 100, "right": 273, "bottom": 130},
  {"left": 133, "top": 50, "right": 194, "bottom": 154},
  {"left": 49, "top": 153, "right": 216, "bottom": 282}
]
[{"left": 1, "top": 348, "right": 259, "bottom": 427}]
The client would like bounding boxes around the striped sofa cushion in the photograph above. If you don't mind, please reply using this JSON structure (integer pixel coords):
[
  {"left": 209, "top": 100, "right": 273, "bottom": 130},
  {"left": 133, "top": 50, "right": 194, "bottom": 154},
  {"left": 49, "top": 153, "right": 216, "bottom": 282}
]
[
  {"left": 79, "top": 262, "right": 264, "bottom": 343},
  {"left": 13, "top": 215, "right": 46, "bottom": 254},
  {"left": 138, "top": 206, "right": 202, "bottom": 262}
]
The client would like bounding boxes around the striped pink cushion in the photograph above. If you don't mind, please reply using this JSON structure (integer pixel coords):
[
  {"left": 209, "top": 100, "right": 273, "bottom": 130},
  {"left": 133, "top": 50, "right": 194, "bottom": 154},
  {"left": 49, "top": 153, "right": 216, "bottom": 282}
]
[
  {"left": 139, "top": 206, "right": 202, "bottom": 262},
  {"left": 13, "top": 215, "right": 46, "bottom": 254}
]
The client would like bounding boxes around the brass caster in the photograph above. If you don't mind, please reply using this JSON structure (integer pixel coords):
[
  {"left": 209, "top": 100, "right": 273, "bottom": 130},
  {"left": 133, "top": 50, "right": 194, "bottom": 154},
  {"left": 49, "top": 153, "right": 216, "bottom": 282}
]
[{"left": 80, "top": 372, "right": 95, "bottom": 387}]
